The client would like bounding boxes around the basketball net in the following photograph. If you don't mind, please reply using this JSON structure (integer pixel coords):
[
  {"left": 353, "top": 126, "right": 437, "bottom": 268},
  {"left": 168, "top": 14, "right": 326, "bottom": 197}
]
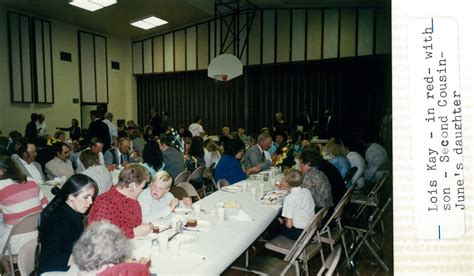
[{"left": 213, "top": 74, "right": 228, "bottom": 82}]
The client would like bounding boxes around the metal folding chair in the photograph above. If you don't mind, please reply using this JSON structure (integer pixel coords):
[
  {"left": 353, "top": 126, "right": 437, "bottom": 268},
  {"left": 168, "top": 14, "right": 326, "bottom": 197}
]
[
  {"left": 187, "top": 165, "right": 206, "bottom": 196},
  {"left": 176, "top": 181, "right": 201, "bottom": 201},
  {"left": 317, "top": 245, "right": 342, "bottom": 276},
  {"left": 247, "top": 207, "right": 328, "bottom": 276},
  {"left": 318, "top": 186, "right": 354, "bottom": 268},
  {"left": 17, "top": 238, "right": 37, "bottom": 276},
  {"left": 350, "top": 172, "right": 389, "bottom": 220},
  {"left": 344, "top": 197, "right": 392, "bottom": 272},
  {"left": 202, "top": 163, "right": 217, "bottom": 195},
  {"left": 174, "top": 170, "right": 191, "bottom": 186},
  {"left": 217, "top": 178, "right": 230, "bottom": 190},
  {"left": 264, "top": 208, "right": 328, "bottom": 272},
  {"left": 1, "top": 211, "right": 41, "bottom": 275}
]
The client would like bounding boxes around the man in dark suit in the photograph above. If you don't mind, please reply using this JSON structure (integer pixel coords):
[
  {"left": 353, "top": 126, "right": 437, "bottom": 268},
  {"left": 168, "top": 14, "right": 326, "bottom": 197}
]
[
  {"left": 25, "top": 113, "right": 38, "bottom": 143},
  {"left": 88, "top": 110, "right": 111, "bottom": 152},
  {"left": 149, "top": 108, "right": 162, "bottom": 136}
]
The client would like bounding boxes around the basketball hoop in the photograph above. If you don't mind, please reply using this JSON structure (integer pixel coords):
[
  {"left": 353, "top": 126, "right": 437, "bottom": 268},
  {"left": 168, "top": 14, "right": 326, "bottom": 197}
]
[{"left": 214, "top": 74, "right": 228, "bottom": 82}]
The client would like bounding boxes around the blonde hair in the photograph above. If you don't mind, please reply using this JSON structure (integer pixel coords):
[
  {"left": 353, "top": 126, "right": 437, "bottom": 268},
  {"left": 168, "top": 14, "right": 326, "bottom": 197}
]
[
  {"left": 283, "top": 168, "right": 303, "bottom": 187},
  {"left": 151, "top": 170, "right": 173, "bottom": 189}
]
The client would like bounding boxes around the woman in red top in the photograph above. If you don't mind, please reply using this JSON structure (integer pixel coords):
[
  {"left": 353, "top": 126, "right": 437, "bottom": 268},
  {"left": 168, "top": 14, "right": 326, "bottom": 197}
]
[{"left": 88, "top": 164, "right": 152, "bottom": 238}]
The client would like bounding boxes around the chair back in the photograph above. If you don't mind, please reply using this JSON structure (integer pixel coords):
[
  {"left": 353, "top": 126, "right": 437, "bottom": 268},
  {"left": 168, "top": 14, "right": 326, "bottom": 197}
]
[
  {"left": 203, "top": 163, "right": 215, "bottom": 179},
  {"left": 2, "top": 211, "right": 41, "bottom": 256},
  {"left": 317, "top": 245, "right": 342, "bottom": 276},
  {"left": 217, "top": 178, "right": 230, "bottom": 190},
  {"left": 321, "top": 186, "right": 354, "bottom": 230},
  {"left": 283, "top": 207, "right": 328, "bottom": 263},
  {"left": 174, "top": 170, "right": 191, "bottom": 186},
  {"left": 368, "top": 171, "right": 388, "bottom": 198},
  {"left": 344, "top": 167, "right": 358, "bottom": 184},
  {"left": 176, "top": 182, "right": 201, "bottom": 200},
  {"left": 17, "top": 238, "right": 37, "bottom": 276},
  {"left": 187, "top": 165, "right": 206, "bottom": 182},
  {"left": 169, "top": 186, "right": 188, "bottom": 199}
]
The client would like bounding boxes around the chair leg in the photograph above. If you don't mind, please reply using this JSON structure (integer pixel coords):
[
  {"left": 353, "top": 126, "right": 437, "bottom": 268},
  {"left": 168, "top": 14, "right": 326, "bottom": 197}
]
[{"left": 341, "top": 232, "right": 351, "bottom": 269}]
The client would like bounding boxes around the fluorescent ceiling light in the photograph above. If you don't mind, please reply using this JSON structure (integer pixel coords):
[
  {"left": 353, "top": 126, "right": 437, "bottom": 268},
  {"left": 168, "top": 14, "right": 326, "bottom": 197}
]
[
  {"left": 69, "top": 0, "right": 117, "bottom": 12},
  {"left": 131, "top": 16, "right": 168, "bottom": 30}
]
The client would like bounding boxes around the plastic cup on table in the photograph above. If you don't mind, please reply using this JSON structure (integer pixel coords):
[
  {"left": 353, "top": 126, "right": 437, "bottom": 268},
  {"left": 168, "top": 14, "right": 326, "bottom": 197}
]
[
  {"left": 259, "top": 183, "right": 265, "bottom": 195},
  {"left": 217, "top": 207, "right": 225, "bottom": 222},
  {"left": 250, "top": 187, "right": 257, "bottom": 199},
  {"left": 193, "top": 204, "right": 201, "bottom": 218}
]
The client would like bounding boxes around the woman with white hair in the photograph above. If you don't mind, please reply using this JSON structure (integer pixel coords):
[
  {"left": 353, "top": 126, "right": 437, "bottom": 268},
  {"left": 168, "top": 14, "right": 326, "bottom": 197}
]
[
  {"left": 72, "top": 221, "right": 149, "bottom": 275},
  {"left": 138, "top": 171, "right": 192, "bottom": 223}
]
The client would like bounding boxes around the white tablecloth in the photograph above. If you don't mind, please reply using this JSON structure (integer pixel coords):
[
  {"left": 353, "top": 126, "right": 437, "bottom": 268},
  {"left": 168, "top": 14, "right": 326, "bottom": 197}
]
[{"left": 137, "top": 176, "right": 283, "bottom": 275}]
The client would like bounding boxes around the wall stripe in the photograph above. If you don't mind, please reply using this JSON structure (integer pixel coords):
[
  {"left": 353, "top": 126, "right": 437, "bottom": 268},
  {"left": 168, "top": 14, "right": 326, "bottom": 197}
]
[
  {"left": 323, "top": 9, "right": 338, "bottom": 59},
  {"left": 292, "top": 9, "right": 306, "bottom": 62},
  {"left": 262, "top": 10, "right": 275, "bottom": 64},
  {"left": 186, "top": 26, "right": 197, "bottom": 70}
]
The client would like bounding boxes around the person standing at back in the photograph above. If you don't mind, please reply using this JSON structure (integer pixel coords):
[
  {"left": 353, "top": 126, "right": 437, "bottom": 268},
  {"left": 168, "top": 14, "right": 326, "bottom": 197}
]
[
  {"left": 188, "top": 115, "right": 204, "bottom": 137},
  {"left": 102, "top": 112, "right": 118, "bottom": 147},
  {"left": 87, "top": 110, "right": 111, "bottom": 152},
  {"left": 25, "top": 113, "right": 38, "bottom": 143}
]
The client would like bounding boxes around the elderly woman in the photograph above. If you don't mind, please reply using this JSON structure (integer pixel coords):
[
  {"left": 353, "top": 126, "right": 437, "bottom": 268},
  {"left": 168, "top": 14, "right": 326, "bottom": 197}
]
[
  {"left": 71, "top": 221, "right": 149, "bottom": 275},
  {"left": 214, "top": 139, "right": 260, "bottom": 184},
  {"left": 203, "top": 138, "right": 221, "bottom": 167},
  {"left": 88, "top": 164, "right": 152, "bottom": 238},
  {"left": 0, "top": 155, "right": 48, "bottom": 272},
  {"left": 38, "top": 174, "right": 98, "bottom": 273},
  {"left": 299, "top": 148, "right": 333, "bottom": 210},
  {"left": 138, "top": 171, "right": 192, "bottom": 223},
  {"left": 79, "top": 149, "right": 113, "bottom": 195}
]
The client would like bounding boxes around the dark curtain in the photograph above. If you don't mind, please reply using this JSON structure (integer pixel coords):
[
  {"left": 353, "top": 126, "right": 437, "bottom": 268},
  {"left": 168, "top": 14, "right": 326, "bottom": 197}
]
[
  {"left": 246, "top": 55, "right": 391, "bottom": 140},
  {"left": 137, "top": 71, "right": 245, "bottom": 135},
  {"left": 136, "top": 55, "right": 391, "bottom": 141}
]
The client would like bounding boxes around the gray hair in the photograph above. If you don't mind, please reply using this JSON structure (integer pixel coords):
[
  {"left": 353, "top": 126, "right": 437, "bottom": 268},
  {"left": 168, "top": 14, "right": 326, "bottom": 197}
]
[
  {"left": 72, "top": 221, "right": 132, "bottom": 272},
  {"left": 257, "top": 133, "right": 272, "bottom": 144},
  {"left": 104, "top": 112, "right": 113, "bottom": 120}
]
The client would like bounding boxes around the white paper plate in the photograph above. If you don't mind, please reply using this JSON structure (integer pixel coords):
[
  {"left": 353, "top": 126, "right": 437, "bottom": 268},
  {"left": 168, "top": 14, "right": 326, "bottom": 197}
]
[{"left": 184, "top": 219, "right": 212, "bottom": 231}]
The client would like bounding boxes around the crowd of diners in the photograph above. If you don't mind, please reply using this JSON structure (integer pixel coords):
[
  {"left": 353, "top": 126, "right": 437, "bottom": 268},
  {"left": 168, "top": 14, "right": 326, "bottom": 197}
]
[{"left": 0, "top": 108, "right": 389, "bottom": 274}]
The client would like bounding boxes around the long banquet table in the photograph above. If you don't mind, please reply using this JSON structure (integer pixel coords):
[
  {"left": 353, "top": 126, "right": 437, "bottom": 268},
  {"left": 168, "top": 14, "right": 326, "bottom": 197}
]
[{"left": 135, "top": 176, "right": 284, "bottom": 275}]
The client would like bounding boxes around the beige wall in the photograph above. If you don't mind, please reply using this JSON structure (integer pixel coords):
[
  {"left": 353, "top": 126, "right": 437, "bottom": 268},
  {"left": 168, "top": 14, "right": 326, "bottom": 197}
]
[{"left": 0, "top": 6, "right": 134, "bottom": 137}]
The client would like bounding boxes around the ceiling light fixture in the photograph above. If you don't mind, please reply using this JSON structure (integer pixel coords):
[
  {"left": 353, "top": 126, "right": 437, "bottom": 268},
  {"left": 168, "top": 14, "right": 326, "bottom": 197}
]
[
  {"left": 130, "top": 16, "right": 168, "bottom": 30},
  {"left": 69, "top": 0, "right": 117, "bottom": 12}
]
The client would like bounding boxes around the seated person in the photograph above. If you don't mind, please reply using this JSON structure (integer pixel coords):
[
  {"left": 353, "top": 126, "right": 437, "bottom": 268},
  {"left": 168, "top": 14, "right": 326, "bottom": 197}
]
[
  {"left": 276, "top": 168, "right": 315, "bottom": 240},
  {"left": 70, "top": 221, "right": 149, "bottom": 275},
  {"left": 38, "top": 174, "right": 98, "bottom": 274},
  {"left": 184, "top": 136, "right": 205, "bottom": 189},
  {"left": 45, "top": 142, "right": 74, "bottom": 180},
  {"left": 363, "top": 141, "right": 389, "bottom": 183},
  {"left": 0, "top": 156, "right": 48, "bottom": 273},
  {"left": 142, "top": 139, "right": 164, "bottom": 179},
  {"left": 138, "top": 171, "right": 192, "bottom": 223},
  {"left": 76, "top": 138, "right": 105, "bottom": 173},
  {"left": 80, "top": 149, "right": 113, "bottom": 195},
  {"left": 104, "top": 137, "right": 138, "bottom": 167},
  {"left": 299, "top": 148, "right": 333, "bottom": 210},
  {"left": 88, "top": 164, "right": 152, "bottom": 238},
  {"left": 242, "top": 133, "right": 278, "bottom": 173},
  {"left": 325, "top": 138, "right": 353, "bottom": 187},
  {"left": 214, "top": 139, "right": 260, "bottom": 184}
]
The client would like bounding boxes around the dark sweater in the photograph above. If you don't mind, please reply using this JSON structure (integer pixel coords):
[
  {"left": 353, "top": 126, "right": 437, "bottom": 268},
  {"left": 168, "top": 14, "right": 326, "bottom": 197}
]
[
  {"left": 38, "top": 203, "right": 85, "bottom": 273},
  {"left": 319, "top": 160, "right": 347, "bottom": 206}
]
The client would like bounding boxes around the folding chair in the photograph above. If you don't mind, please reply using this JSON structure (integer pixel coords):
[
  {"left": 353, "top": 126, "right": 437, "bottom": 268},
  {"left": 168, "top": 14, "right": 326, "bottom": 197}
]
[
  {"left": 187, "top": 166, "right": 206, "bottom": 196},
  {"left": 176, "top": 182, "right": 201, "bottom": 201},
  {"left": 169, "top": 185, "right": 188, "bottom": 200},
  {"left": 1, "top": 211, "right": 41, "bottom": 275},
  {"left": 264, "top": 208, "right": 328, "bottom": 271},
  {"left": 350, "top": 172, "right": 389, "bottom": 219},
  {"left": 174, "top": 170, "right": 191, "bottom": 186},
  {"left": 17, "top": 238, "right": 37, "bottom": 276},
  {"left": 316, "top": 245, "right": 342, "bottom": 276},
  {"left": 217, "top": 178, "right": 230, "bottom": 190},
  {"left": 344, "top": 197, "right": 392, "bottom": 272},
  {"left": 318, "top": 186, "right": 354, "bottom": 268},
  {"left": 247, "top": 207, "right": 328, "bottom": 276},
  {"left": 202, "top": 163, "right": 217, "bottom": 195}
]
